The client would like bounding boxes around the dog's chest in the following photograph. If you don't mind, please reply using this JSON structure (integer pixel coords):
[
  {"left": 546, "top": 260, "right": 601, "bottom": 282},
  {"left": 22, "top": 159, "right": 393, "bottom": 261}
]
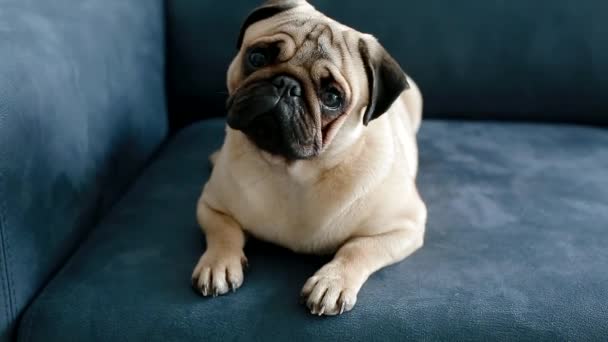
[{"left": 224, "top": 165, "right": 359, "bottom": 253}]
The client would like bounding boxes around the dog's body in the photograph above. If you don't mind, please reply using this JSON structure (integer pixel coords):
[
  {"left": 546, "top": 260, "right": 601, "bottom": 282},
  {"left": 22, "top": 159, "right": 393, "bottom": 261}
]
[
  {"left": 204, "top": 84, "right": 424, "bottom": 254},
  {"left": 192, "top": 0, "right": 427, "bottom": 316}
]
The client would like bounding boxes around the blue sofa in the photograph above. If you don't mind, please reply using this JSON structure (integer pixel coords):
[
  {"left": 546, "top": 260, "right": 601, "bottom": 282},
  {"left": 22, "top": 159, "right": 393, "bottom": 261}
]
[{"left": 1, "top": 0, "right": 607, "bottom": 340}]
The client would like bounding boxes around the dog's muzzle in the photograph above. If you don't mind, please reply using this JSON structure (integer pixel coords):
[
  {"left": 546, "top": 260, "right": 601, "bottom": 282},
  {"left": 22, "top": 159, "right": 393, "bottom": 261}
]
[{"left": 227, "top": 75, "right": 319, "bottom": 160}]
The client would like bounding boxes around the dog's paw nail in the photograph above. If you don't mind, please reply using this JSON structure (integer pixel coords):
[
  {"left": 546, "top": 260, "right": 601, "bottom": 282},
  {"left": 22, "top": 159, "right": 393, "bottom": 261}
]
[
  {"left": 339, "top": 300, "right": 346, "bottom": 315},
  {"left": 241, "top": 257, "right": 249, "bottom": 270},
  {"left": 317, "top": 305, "right": 325, "bottom": 316},
  {"left": 230, "top": 282, "right": 237, "bottom": 293}
]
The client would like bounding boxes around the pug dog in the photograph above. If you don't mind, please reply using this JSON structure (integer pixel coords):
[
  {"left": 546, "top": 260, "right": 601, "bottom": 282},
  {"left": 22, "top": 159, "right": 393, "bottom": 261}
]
[{"left": 192, "top": 0, "right": 427, "bottom": 316}]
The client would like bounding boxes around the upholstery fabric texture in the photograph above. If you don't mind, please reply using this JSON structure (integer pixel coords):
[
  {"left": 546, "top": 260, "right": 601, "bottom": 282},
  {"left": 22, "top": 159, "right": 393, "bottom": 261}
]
[
  {"left": 0, "top": 1, "right": 167, "bottom": 339},
  {"left": 19, "top": 119, "right": 608, "bottom": 341},
  {"left": 166, "top": 0, "right": 608, "bottom": 128}
]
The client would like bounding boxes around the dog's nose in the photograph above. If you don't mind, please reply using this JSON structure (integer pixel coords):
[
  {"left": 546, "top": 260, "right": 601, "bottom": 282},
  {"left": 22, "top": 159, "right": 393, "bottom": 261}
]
[{"left": 272, "top": 76, "right": 302, "bottom": 97}]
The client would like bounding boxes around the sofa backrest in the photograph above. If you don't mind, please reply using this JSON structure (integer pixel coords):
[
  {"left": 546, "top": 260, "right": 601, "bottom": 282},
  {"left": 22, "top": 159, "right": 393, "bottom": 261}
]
[
  {"left": 167, "top": 0, "right": 608, "bottom": 128},
  {"left": 0, "top": 1, "right": 167, "bottom": 340}
]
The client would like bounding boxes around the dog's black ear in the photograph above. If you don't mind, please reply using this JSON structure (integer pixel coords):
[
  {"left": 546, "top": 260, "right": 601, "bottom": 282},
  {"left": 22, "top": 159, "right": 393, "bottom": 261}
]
[
  {"left": 359, "top": 38, "right": 410, "bottom": 126},
  {"left": 236, "top": 1, "right": 302, "bottom": 49}
]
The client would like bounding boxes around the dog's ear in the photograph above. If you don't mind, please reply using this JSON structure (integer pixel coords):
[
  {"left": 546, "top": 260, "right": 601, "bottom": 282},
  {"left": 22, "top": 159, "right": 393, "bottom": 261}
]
[
  {"left": 359, "top": 38, "right": 410, "bottom": 126},
  {"left": 236, "top": 0, "right": 305, "bottom": 49}
]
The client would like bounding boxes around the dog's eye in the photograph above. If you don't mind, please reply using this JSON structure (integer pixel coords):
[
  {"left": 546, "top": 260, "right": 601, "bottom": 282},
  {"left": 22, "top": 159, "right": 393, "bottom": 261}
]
[
  {"left": 321, "top": 87, "right": 343, "bottom": 109},
  {"left": 248, "top": 48, "right": 269, "bottom": 68}
]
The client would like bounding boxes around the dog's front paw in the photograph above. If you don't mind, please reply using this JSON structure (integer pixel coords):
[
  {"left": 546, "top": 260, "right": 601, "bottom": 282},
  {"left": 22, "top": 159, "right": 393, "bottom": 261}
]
[
  {"left": 191, "top": 250, "right": 248, "bottom": 297},
  {"left": 300, "top": 264, "right": 359, "bottom": 316}
]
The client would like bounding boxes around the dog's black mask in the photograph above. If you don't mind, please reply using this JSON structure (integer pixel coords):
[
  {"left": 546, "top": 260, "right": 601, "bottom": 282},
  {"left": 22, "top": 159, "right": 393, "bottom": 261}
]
[{"left": 227, "top": 75, "right": 320, "bottom": 160}]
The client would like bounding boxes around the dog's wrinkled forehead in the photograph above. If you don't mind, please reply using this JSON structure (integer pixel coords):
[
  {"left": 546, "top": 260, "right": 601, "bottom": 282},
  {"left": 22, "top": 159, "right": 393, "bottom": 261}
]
[
  {"left": 237, "top": 0, "right": 320, "bottom": 49},
  {"left": 237, "top": 1, "right": 351, "bottom": 63}
]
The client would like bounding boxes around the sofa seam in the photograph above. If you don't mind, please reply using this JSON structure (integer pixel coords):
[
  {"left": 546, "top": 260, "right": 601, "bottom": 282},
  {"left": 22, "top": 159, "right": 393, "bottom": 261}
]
[{"left": 0, "top": 170, "right": 15, "bottom": 329}]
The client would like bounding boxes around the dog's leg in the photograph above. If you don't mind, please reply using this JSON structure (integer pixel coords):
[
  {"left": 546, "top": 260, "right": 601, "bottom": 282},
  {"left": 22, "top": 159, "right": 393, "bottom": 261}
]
[
  {"left": 301, "top": 221, "right": 425, "bottom": 316},
  {"left": 192, "top": 201, "right": 247, "bottom": 296}
]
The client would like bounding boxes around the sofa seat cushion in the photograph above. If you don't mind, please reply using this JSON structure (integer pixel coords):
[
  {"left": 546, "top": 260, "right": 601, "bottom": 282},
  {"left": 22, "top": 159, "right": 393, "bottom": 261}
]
[{"left": 19, "top": 119, "right": 608, "bottom": 341}]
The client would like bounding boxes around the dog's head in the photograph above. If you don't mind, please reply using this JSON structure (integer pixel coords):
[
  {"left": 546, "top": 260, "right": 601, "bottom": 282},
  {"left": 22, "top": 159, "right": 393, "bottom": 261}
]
[{"left": 226, "top": 0, "right": 408, "bottom": 160}]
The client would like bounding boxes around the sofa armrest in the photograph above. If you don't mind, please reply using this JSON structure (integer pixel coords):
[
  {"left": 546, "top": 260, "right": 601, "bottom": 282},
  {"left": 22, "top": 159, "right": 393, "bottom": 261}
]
[{"left": 0, "top": 1, "right": 167, "bottom": 340}]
